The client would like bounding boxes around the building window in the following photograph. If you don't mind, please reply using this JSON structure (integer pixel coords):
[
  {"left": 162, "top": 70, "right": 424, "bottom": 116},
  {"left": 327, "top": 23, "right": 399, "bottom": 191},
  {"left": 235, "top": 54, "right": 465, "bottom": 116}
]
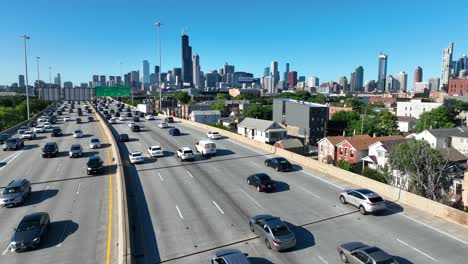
[
  {"left": 345, "top": 148, "right": 348, "bottom": 156},
  {"left": 340, "top": 147, "right": 343, "bottom": 155},
  {"left": 350, "top": 149, "right": 354, "bottom": 157}
]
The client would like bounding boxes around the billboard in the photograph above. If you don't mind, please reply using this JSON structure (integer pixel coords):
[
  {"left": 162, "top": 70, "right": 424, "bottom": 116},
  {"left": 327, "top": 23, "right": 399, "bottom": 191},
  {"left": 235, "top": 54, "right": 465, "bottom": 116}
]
[{"left": 95, "top": 85, "right": 131, "bottom": 97}]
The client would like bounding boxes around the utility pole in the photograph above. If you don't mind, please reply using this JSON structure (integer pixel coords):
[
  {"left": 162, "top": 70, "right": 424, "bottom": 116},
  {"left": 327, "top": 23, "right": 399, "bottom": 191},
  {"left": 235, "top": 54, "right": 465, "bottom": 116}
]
[
  {"left": 36, "top": 56, "right": 40, "bottom": 95},
  {"left": 155, "top": 21, "right": 162, "bottom": 112},
  {"left": 21, "top": 35, "right": 31, "bottom": 120},
  {"left": 48, "top": 67, "right": 52, "bottom": 83},
  {"left": 360, "top": 106, "right": 367, "bottom": 135}
]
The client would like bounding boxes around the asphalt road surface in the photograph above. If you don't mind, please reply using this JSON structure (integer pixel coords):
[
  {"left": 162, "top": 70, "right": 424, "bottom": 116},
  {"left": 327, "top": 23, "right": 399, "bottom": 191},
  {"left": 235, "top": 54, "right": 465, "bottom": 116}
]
[
  {"left": 0, "top": 102, "right": 116, "bottom": 264},
  {"left": 108, "top": 105, "right": 468, "bottom": 264}
]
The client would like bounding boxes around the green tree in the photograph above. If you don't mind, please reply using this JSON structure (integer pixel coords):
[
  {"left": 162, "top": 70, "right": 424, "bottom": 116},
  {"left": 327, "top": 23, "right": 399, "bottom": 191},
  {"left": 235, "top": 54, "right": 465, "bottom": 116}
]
[
  {"left": 211, "top": 100, "right": 229, "bottom": 117},
  {"left": 362, "top": 168, "right": 387, "bottom": 183},
  {"left": 416, "top": 106, "right": 456, "bottom": 132},
  {"left": 389, "top": 140, "right": 452, "bottom": 201},
  {"left": 345, "top": 98, "right": 365, "bottom": 110},
  {"left": 337, "top": 159, "right": 353, "bottom": 171},
  {"left": 173, "top": 91, "right": 191, "bottom": 104},
  {"left": 216, "top": 93, "right": 231, "bottom": 101},
  {"left": 308, "top": 94, "right": 327, "bottom": 104},
  {"left": 374, "top": 109, "right": 399, "bottom": 136},
  {"left": 243, "top": 104, "right": 264, "bottom": 119},
  {"left": 329, "top": 110, "right": 360, "bottom": 135}
]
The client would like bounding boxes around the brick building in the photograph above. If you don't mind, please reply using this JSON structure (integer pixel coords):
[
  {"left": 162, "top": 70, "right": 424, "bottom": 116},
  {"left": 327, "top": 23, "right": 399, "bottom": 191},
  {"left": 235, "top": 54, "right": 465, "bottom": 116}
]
[{"left": 448, "top": 78, "right": 468, "bottom": 96}]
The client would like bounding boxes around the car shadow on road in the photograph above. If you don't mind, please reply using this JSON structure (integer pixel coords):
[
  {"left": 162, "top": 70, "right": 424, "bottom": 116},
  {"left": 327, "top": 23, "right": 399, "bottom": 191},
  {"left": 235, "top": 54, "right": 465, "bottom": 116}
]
[
  {"left": 100, "top": 143, "right": 112, "bottom": 149},
  {"left": 24, "top": 144, "right": 39, "bottom": 150},
  {"left": 33, "top": 136, "right": 47, "bottom": 141},
  {"left": 20, "top": 189, "right": 59, "bottom": 207},
  {"left": 274, "top": 181, "right": 290, "bottom": 193},
  {"left": 178, "top": 132, "right": 190, "bottom": 136},
  {"left": 143, "top": 157, "right": 158, "bottom": 164},
  {"left": 248, "top": 257, "right": 274, "bottom": 264},
  {"left": 40, "top": 220, "right": 79, "bottom": 250},
  {"left": 61, "top": 133, "right": 73, "bottom": 137},
  {"left": 214, "top": 149, "right": 235, "bottom": 157},
  {"left": 81, "top": 134, "right": 93, "bottom": 138},
  {"left": 56, "top": 151, "right": 70, "bottom": 158},
  {"left": 82, "top": 151, "right": 99, "bottom": 158},
  {"left": 373, "top": 201, "right": 404, "bottom": 216},
  {"left": 393, "top": 256, "right": 415, "bottom": 264},
  {"left": 285, "top": 224, "right": 315, "bottom": 252},
  {"left": 0, "top": 162, "right": 5, "bottom": 167},
  {"left": 163, "top": 151, "right": 175, "bottom": 157},
  {"left": 290, "top": 164, "right": 303, "bottom": 172},
  {"left": 128, "top": 138, "right": 139, "bottom": 142}
]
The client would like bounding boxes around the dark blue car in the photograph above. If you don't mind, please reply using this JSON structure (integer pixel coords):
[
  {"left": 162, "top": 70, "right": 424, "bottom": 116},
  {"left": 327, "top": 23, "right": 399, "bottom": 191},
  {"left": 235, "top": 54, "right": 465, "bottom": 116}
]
[{"left": 169, "top": 128, "right": 180, "bottom": 136}]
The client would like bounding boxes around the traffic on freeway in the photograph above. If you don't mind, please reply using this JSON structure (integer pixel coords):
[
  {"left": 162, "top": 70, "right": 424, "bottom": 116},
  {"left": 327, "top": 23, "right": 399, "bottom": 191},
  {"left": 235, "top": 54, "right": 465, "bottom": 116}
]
[
  {"left": 0, "top": 101, "right": 116, "bottom": 264},
  {"left": 100, "top": 98, "right": 468, "bottom": 264}
]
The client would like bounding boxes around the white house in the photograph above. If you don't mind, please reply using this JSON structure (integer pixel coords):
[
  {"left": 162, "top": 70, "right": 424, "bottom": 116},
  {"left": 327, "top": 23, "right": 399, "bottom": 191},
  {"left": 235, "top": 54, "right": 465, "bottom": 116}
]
[
  {"left": 190, "top": 110, "right": 221, "bottom": 124},
  {"left": 410, "top": 127, "right": 468, "bottom": 149},
  {"left": 451, "top": 131, "right": 468, "bottom": 154},
  {"left": 396, "top": 99, "right": 442, "bottom": 119},
  {"left": 364, "top": 139, "right": 408, "bottom": 171},
  {"left": 397, "top": 116, "right": 416, "bottom": 133},
  {"left": 237, "top": 118, "right": 287, "bottom": 143}
]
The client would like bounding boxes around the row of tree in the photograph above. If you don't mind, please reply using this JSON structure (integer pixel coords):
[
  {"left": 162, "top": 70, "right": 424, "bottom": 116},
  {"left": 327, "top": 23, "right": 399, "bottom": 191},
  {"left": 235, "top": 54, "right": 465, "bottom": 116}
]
[{"left": 0, "top": 96, "right": 49, "bottom": 131}]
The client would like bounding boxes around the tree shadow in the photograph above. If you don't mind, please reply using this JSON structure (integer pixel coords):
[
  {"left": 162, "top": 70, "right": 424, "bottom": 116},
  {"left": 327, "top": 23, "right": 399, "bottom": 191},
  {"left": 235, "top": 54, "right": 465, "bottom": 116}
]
[
  {"left": 274, "top": 181, "right": 290, "bottom": 193},
  {"left": 393, "top": 256, "right": 415, "bottom": 264},
  {"left": 19, "top": 189, "right": 59, "bottom": 207},
  {"left": 248, "top": 257, "right": 275, "bottom": 264},
  {"left": 283, "top": 224, "right": 315, "bottom": 252},
  {"left": 39, "top": 220, "right": 79, "bottom": 250},
  {"left": 373, "top": 201, "right": 404, "bottom": 216}
]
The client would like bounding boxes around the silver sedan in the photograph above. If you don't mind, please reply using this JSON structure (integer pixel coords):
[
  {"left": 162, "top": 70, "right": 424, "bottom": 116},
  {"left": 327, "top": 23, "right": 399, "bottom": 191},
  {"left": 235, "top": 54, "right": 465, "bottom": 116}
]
[
  {"left": 249, "top": 214, "right": 296, "bottom": 251},
  {"left": 339, "top": 189, "right": 386, "bottom": 215}
]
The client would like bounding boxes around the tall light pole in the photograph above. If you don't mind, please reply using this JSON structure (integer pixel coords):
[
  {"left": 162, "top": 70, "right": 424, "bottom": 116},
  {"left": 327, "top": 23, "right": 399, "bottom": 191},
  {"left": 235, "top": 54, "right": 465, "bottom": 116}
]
[
  {"left": 36, "top": 56, "right": 40, "bottom": 98},
  {"left": 21, "top": 35, "right": 31, "bottom": 120},
  {"left": 155, "top": 21, "right": 162, "bottom": 112},
  {"left": 48, "top": 67, "right": 52, "bottom": 83}
]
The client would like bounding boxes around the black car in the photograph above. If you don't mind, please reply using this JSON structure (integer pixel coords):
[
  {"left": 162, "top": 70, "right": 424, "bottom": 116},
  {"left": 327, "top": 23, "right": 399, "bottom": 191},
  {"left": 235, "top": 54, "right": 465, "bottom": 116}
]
[
  {"left": 132, "top": 116, "right": 140, "bottom": 122},
  {"left": 105, "top": 114, "right": 112, "bottom": 120},
  {"left": 247, "top": 173, "right": 275, "bottom": 192},
  {"left": 131, "top": 125, "right": 141, "bottom": 132},
  {"left": 28, "top": 120, "right": 37, "bottom": 127},
  {"left": 126, "top": 112, "right": 132, "bottom": 117},
  {"left": 87, "top": 116, "right": 94, "bottom": 122},
  {"left": 87, "top": 155, "right": 104, "bottom": 175},
  {"left": 18, "top": 126, "right": 28, "bottom": 134},
  {"left": 56, "top": 110, "right": 62, "bottom": 115},
  {"left": 115, "top": 112, "right": 120, "bottom": 117},
  {"left": 76, "top": 118, "right": 82, "bottom": 124},
  {"left": 264, "top": 157, "right": 292, "bottom": 172},
  {"left": 139, "top": 112, "right": 145, "bottom": 118},
  {"left": 51, "top": 128, "right": 62, "bottom": 137},
  {"left": 0, "top": 133, "right": 9, "bottom": 144},
  {"left": 42, "top": 142, "right": 59, "bottom": 158},
  {"left": 10, "top": 212, "right": 50, "bottom": 252},
  {"left": 126, "top": 108, "right": 131, "bottom": 112},
  {"left": 118, "top": 134, "right": 129, "bottom": 142},
  {"left": 68, "top": 109, "right": 73, "bottom": 113},
  {"left": 87, "top": 108, "right": 92, "bottom": 114},
  {"left": 103, "top": 110, "right": 109, "bottom": 115},
  {"left": 110, "top": 109, "right": 115, "bottom": 114}
]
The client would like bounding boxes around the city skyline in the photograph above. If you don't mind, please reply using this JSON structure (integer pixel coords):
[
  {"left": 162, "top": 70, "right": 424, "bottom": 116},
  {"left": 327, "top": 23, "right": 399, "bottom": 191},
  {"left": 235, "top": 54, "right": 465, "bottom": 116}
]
[{"left": 1, "top": 0, "right": 467, "bottom": 86}]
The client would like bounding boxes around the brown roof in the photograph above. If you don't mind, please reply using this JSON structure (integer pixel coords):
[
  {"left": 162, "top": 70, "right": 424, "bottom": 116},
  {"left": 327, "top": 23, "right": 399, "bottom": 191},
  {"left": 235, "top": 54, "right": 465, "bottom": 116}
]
[
  {"left": 338, "top": 135, "right": 404, "bottom": 151},
  {"left": 324, "top": 135, "right": 371, "bottom": 146}
]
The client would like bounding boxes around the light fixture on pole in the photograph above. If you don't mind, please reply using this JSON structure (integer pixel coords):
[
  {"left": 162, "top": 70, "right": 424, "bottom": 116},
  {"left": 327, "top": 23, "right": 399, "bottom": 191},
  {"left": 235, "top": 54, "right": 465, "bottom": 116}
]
[
  {"left": 155, "top": 21, "right": 162, "bottom": 112},
  {"left": 21, "top": 35, "right": 31, "bottom": 120}
]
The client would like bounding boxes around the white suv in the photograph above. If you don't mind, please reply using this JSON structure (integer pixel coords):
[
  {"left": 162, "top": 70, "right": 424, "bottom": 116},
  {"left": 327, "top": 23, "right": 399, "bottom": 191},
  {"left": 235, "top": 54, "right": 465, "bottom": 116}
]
[
  {"left": 33, "top": 125, "right": 45, "bottom": 133},
  {"left": 206, "top": 131, "right": 222, "bottom": 140},
  {"left": 148, "top": 145, "right": 164, "bottom": 157},
  {"left": 177, "top": 147, "right": 195, "bottom": 161},
  {"left": 129, "top": 151, "right": 144, "bottom": 164}
]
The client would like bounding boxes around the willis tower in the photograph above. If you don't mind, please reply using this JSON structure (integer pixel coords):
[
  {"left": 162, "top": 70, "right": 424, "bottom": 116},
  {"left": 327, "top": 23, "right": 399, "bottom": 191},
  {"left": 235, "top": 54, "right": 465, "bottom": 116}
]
[{"left": 181, "top": 33, "right": 193, "bottom": 87}]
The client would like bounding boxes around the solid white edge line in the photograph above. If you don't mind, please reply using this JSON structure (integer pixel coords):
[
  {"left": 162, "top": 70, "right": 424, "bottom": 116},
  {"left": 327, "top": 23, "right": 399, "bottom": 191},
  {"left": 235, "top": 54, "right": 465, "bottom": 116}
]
[
  {"left": 1, "top": 245, "right": 10, "bottom": 255},
  {"left": 298, "top": 186, "right": 321, "bottom": 199},
  {"left": 239, "top": 189, "right": 265, "bottom": 210},
  {"left": 301, "top": 171, "right": 344, "bottom": 190},
  {"left": 186, "top": 170, "right": 194, "bottom": 178},
  {"left": 158, "top": 173, "right": 164, "bottom": 182},
  {"left": 0, "top": 151, "right": 20, "bottom": 163},
  {"left": 0, "top": 151, "right": 23, "bottom": 173},
  {"left": 396, "top": 238, "right": 438, "bottom": 262},
  {"left": 212, "top": 201, "right": 225, "bottom": 215},
  {"left": 175, "top": 205, "right": 184, "bottom": 219},
  {"left": 317, "top": 256, "right": 328, "bottom": 264}
]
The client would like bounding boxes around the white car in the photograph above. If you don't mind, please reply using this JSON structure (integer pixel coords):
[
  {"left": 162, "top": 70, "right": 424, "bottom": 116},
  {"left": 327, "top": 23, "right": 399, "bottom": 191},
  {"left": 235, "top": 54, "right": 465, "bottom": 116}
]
[
  {"left": 33, "top": 125, "right": 45, "bottom": 133},
  {"left": 158, "top": 122, "right": 169, "bottom": 128},
  {"left": 89, "top": 138, "right": 101, "bottom": 149},
  {"left": 119, "top": 116, "right": 126, "bottom": 121},
  {"left": 21, "top": 131, "right": 36, "bottom": 140},
  {"left": 177, "top": 147, "right": 195, "bottom": 161},
  {"left": 38, "top": 117, "right": 48, "bottom": 122},
  {"left": 109, "top": 118, "right": 117, "bottom": 124},
  {"left": 43, "top": 122, "right": 51, "bottom": 129},
  {"left": 206, "top": 131, "right": 222, "bottom": 140},
  {"left": 129, "top": 151, "right": 144, "bottom": 164},
  {"left": 73, "top": 130, "right": 83, "bottom": 138},
  {"left": 63, "top": 116, "right": 70, "bottom": 122},
  {"left": 127, "top": 122, "right": 136, "bottom": 128},
  {"left": 145, "top": 115, "right": 155, "bottom": 120},
  {"left": 148, "top": 145, "right": 164, "bottom": 157}
]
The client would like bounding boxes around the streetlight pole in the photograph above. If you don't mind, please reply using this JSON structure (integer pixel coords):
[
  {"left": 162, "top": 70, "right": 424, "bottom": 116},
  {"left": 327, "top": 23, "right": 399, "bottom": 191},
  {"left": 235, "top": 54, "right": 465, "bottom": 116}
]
[
  {"left": 48, "top": 67, "right": 52, "bottom": 83},
  {"left": 155, "top": 21, "right": 162, "bottom": 113},
  {"left": 36, "top": 56, "right": 40, "bottom": 91},
  {"left": 21, "top": 35, "right": 31, "bottom": 120}
]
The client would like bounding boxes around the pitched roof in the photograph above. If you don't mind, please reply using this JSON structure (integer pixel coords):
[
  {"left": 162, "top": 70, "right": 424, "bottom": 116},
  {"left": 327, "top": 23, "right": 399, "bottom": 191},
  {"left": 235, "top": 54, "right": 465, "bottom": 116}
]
[
  {"left": 380, "top": 138, "right": 409, "bottom": 152},
  {"left": 276, "top": 138, "right": 304, "bottom": 149},
  {"left": 440, "top": 147, "right": 468, "bottom": 162},
  {"left": 191, "top": 110, "right": 221, "bottom": 116},
  {"left": 238, "top": 117, "right": 280, "bottom": 131},
  {"left": 427, "top": 127, "right": 468, "bottom": 138},
  {"left": 339, "top": 135, "right": 404, "bottom": 151}
]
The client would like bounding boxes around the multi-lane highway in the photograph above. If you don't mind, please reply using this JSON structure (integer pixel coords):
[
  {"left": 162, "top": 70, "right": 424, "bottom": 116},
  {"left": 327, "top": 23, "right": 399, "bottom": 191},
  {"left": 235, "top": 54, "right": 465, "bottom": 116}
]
[
  {"left": 0, "top": 102, "right": 117, "bottom": 264},
  {"left": 108, "top": 102, "right": 468, "bottom": 264}
]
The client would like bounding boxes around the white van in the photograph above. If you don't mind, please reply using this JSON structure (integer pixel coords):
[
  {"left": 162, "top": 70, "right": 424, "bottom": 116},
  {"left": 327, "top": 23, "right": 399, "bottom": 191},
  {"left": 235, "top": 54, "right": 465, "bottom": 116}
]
[{"left": 195, "top": 140, "right": 216, "bottom": 156}]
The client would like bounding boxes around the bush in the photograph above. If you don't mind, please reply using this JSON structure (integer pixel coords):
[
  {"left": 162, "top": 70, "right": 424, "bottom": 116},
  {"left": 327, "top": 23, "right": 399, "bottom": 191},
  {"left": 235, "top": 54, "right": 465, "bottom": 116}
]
[
  {"left": 362, "top": 167, "right": 387, "bottom": 183},
  {"left": 0, "top": 96, "right": 49, "bottom": 131},
  {"left": 337, "top": 159, "right": 353, "bottom": 171}
]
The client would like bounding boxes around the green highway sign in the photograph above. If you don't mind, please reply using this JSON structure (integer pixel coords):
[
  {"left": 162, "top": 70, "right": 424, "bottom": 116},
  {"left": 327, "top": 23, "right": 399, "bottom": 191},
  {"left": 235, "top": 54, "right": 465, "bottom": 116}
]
[{"left": 95, "top": 85, "right": 131, "bottom": 97}]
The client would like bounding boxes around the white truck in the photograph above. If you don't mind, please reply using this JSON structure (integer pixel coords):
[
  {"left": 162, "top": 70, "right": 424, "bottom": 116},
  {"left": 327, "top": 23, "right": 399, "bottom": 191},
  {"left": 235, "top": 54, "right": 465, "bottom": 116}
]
[{"left": 137, "top": 103, "right": 153, "bottom": 114}]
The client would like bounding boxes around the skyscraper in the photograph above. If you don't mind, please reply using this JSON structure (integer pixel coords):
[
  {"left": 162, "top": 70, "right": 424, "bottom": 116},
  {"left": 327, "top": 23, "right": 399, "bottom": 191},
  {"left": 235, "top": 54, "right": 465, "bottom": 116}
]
[
  {"left": 378, "top": 53, "right": 388, "bottom": 91},
  {"left": 271, "top": 61, "right": 279, "bottom": 86},
  {"left": 414, "top": 66, "right": 423, "bottom": 84},
  {"left": 99, "top": 75, "right": 106, "bottom": 87},
  {"left": 173, "top": 68, "right": 182, "bottom": 87},
  {"left": 263, "top": 67, "right": 270, "bottom": 77},
  {"left": 428, "top": 77, "right": 440, "bottom": 91},
  {"left": 154, "top": 66, "right": 160, "bottom": 83},
  {"left": 350, "top": 66, "right": 364, "bottom": 92},
  {"left": 441, "top": 42, "right": 453, "bottom": 88},
  {"left": 54, "top": 73, "right": 62, "bottom": 87},
  {"left": 396, "top": 71, "right": 408, "bottom": 92},
  {"left": 92, "top": 75, "right": 99, "bottom": 87},
  {"left": 223, "top": 63, "right": 235, "bottom": 85},
  {"left": 192, "top": 54, "right": 201, "bottom": 88},
  {"left": 339, "top": 76, "right": 348, "bottom": 92},
  {"left": 181, "top": 33, "right": 193, "bottom": 86},
  {"left": 283, "top": 63, "right": 289, "bottom": 82},
  {"left": 287, "top": 71, "right": 297, "bottom": 88},
  {"left": 142, "top": 60, "right": 150, "bottom": 84},
  {"left": 18, "top": 75, "right": 25, "bottom": 87}
]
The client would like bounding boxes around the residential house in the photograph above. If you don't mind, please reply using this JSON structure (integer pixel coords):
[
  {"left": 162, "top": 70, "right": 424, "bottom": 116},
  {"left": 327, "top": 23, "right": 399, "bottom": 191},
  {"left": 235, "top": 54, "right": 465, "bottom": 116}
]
[
  {"left": 274, "top": 138, "right": 305, "bottom": 155},
  {"left": 190, "top": 110, "right": 221, "bottom": 124},
  {"left": 397, "top": 116, "right": 416, "bottom": 133},
  {"left": 364, "top": 138, "right": 408, "bottom": 171},
  {"left": 396, "top": 99, "right": 442, "bottom": 119},
  {"left": 317, "top": 136, "right": 346, "bottom": 163},
  {"left": 411, "top": 127, "right": 468, "bottom": 149},
  {"left": 335, "top": 135, "right": 404, "bottom": 164},
  {"left": 451, "top": 131, "right": 468, "bottom": 154},
  {"left": 237, "top": 118, "right": 287, "bottom": 143}
]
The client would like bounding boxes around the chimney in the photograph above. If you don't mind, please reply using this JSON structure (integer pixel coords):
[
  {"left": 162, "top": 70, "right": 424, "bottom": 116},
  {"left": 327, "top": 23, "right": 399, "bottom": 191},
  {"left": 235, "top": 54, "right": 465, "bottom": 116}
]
[{"left": 373, "top": 133, "right": 376, "bottom": 138}]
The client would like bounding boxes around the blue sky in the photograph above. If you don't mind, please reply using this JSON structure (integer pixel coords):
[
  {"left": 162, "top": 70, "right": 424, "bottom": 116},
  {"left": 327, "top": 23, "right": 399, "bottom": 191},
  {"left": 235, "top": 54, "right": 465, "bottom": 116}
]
[{"left": 1, "top": 0, "right": 467, "bottom": 87}]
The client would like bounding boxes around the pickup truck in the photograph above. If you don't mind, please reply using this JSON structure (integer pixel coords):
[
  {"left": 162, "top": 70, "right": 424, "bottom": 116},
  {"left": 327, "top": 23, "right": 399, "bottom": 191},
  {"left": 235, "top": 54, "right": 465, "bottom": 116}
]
[{"left": 3, "top": 138, "right": 25, "bottom": 151}]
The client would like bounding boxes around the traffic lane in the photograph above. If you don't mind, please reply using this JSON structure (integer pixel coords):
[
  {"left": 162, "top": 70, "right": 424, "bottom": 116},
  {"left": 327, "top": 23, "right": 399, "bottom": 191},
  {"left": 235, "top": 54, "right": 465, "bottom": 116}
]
[
  {"left": 118, "top": 123, "right": 315, "bottom": 264},
  {"left": 164, "top": 121, "right": 468, "bottom": 262},
  {"left": 0, "top": 107, "right": 111, "bottom": 263}
]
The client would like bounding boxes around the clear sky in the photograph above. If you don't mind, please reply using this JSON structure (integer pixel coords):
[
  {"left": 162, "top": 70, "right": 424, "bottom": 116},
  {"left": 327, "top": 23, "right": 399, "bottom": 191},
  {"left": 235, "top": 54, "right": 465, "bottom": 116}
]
[{"left": 1, "top": 0, "right": 467, "bottom": 87}]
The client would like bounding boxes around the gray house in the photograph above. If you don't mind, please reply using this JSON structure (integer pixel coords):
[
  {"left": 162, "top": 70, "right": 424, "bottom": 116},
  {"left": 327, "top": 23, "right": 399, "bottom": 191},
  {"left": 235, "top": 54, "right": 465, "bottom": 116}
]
[
  {"left": 190, "top": 110, "right": 221, "bottom": 124},
  {"left": 237, "top": 118, "right": 287, "bottom": 143},
  {"left": 272, "top": 98, "right": 328, "bottom": 145}
]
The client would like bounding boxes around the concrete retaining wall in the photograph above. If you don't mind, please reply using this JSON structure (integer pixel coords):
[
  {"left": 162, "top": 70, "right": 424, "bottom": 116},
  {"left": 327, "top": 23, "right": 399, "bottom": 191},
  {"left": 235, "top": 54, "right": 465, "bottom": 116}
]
[{"left": 168, "top": 115, "right": 468, "bottom": 227}]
